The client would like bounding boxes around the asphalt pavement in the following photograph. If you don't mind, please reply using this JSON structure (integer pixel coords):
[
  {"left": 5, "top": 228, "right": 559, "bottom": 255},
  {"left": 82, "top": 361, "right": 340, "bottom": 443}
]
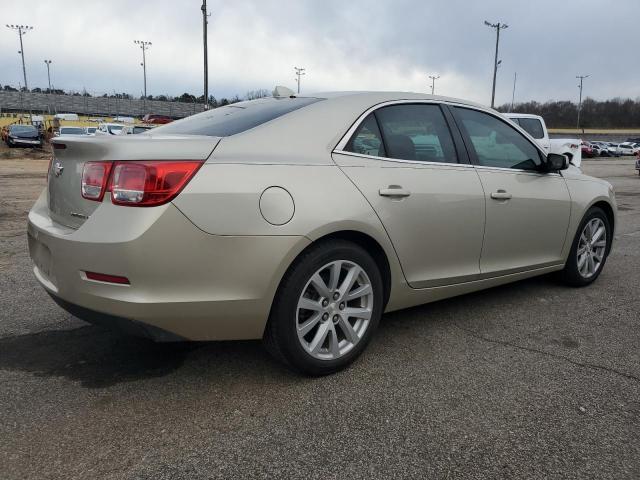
[{"left": 1, "top": 155, "right": 638, "bottom": 479}]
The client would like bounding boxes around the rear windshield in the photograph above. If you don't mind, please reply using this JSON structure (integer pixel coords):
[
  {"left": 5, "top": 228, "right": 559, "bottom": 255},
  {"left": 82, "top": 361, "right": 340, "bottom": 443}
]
[
  {"left": 152, "top": 97, "right": 322, "bottom": 137},
  {"left": 60, "top": 127, "right": 85, "bottom": 135},
  {"left": 11, "top": 125, "right": 37, "bottom": 134},
  {"left": 517, "top": 118, "right": 545, "bottom": 139}
]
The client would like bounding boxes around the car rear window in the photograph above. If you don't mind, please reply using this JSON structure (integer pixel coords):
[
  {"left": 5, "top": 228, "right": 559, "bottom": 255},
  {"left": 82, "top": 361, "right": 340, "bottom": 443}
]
[
  {"left": 517, "top": 118, "right": 545, "bottom": 139},
  {"left": 152, "top": 97, "right": 323, "bottom": 137}
]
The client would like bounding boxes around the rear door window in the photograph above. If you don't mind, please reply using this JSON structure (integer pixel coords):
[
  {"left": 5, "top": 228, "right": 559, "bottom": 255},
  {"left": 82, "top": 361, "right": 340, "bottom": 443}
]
[
  {"left": 153, "top": 97, "right": 322, "bottom": 137},
  {"left": 373, "top": 104, "right": 458, "bottom": 163},
  {"left": 517, "top": 118, "right": 545, "bottom": 139}
]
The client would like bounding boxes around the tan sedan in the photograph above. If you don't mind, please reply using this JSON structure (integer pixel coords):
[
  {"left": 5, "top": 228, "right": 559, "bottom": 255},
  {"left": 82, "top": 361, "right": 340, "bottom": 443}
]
[{"left": 28, "top": 91, "right": 616, "bottom": 375}]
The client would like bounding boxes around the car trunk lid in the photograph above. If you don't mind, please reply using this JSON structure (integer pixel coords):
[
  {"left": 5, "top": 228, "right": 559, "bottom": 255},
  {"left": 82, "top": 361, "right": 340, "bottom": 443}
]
[{"left": 48, "top": 134, "right": 220, "bottom": 229}]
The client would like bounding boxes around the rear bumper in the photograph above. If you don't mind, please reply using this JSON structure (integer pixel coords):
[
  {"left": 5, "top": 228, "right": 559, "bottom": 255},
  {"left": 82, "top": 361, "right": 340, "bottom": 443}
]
[{"left": 28, "top": 190, "right": 310, "bottom": 341}]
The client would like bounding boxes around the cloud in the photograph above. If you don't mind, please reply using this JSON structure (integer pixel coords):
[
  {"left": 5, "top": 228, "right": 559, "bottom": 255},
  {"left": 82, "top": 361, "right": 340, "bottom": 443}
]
[{"left": 1, "top": 0, "right": 637, "bottom": 105}]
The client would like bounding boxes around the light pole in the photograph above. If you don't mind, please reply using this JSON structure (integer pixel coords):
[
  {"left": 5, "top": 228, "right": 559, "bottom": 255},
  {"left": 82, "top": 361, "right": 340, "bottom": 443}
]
[
  {"left": 6, "top": 24, "right": 33, "bottom": 91},
  {"left": 510, "top": 72, "right": 517, "bottom": 111},
  {"left": 294, "top": 67, "right": 306, "bottom": 94},
  {"left": 428, "top": 75, "right": 440, "bottom": 95},
  {"left": 484, "top": 20, "right": 508, "bottom": 108},
  {"left": 44, "top": 59, "right": 53, "bottom": 92},
  {"left": 201, "top": 0, "right": 211, "bottom": 109},
  {"left": 576, "top": 75, "right": 589, "bottom": 130},
  {"left": 134, "top": 40, "right": 152, "bottom": 103}
]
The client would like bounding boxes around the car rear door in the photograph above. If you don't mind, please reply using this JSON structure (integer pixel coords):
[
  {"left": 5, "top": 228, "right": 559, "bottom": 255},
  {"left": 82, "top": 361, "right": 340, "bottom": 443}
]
[
  {"left": 451, "top": 106, "right": 571, "bottom": 276},
  {"left": 332, "top": 102, "right": 485, "bottom": 288}
]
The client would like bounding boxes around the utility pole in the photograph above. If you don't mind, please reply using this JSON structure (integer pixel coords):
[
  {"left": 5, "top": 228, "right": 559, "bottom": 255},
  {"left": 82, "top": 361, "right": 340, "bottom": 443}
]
[
  {"left": 484, "top": 20, "right": 508, "bottom": 108},
  {"left": 134, "top": 40, "right": 151, "bottom": 111},
  {"left": 201, "top": 0, "right": 211, "bottom": 109},
  {"left": 576, "top": 74, "right": 589, "bottom": 130},
  {"left": 6, "top": 25, "right": 33, "bottom": 91},
  {"left": 44, "top": 59, "right": 52, "bottom": 92},
  {"left": 510, "top": 72, "right": 517, "bottom": 111},
  {"left": 428, "top": 75, "right": 440, "bottom": 95},
  {"left": 294, "top": 67, "right": 306, "bottom": 94}
]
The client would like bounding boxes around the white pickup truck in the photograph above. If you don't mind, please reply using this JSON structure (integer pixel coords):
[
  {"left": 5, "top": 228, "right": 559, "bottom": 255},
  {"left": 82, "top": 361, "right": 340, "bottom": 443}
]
[{"left": 506, "top": 113, "right": 582, "bottom": 167}]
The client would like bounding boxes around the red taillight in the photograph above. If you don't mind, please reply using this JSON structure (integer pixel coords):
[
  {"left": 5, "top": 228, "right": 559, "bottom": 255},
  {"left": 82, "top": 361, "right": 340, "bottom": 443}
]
[
  {"left": 84, "top": 271, "right": 130, "bottom": 285},
  {"left": 110, "top": 161, "right": 204, "bottom": 207},
  {"left": 52, "top": 142, "right": 66, "bottom": 150},
  {"left": 80, "top": 160, "right": 203, "bottom": 207},
  {"left": 81, "top": 161, "right": 113, "bottom": 201}
]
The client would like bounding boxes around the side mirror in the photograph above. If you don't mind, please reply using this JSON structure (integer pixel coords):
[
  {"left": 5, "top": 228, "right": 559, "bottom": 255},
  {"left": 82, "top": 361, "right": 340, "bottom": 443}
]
[{"left": 545, "top": 153, "right": 568, "bottom": 172}]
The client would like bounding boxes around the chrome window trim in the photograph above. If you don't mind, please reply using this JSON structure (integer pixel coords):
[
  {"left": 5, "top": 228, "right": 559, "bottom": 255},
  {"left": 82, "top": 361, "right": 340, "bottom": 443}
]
[
  {"left": 333, "top": 98, "right": 556, "bottom": 175},
  {"left": 333, "top": 150, "right": 474, "bottom": 168}
]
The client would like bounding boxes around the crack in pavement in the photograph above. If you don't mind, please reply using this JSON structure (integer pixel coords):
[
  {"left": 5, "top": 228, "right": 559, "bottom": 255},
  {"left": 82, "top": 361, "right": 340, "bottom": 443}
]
[{"left": 454, "top": 323, "right": 640, "bottom": 385}]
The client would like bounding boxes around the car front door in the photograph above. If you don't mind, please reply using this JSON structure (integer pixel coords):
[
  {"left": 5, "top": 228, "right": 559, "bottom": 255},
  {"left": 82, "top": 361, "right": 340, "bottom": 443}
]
[
  {"left": 451, "top": 106, "right": 571, "bottom": 276},
  {"left": 333, "top": 103, "right": 486, "bottom": 288}
]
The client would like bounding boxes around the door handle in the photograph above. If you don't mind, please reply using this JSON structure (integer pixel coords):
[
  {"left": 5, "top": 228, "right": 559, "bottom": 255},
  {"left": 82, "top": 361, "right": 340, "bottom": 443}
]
[
  {"left": 379, "top": 186, "right": 411, "bottom": 198},
  {"left": 490, "top": 190, "right": 512, "bottom": 200}
]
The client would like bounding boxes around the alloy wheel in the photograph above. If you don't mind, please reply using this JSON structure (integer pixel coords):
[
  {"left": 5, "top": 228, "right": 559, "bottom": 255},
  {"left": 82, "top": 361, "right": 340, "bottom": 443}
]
[
  {"left": 296, "top": 260, "right": 374, "bottom": 360},
  {"left": 577, "top": 218, "right": 607, "bottom": 278}
]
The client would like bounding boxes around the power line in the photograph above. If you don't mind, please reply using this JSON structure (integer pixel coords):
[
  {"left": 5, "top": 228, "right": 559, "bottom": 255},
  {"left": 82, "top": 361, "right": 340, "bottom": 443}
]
[
  {"left": 6, "top": 24, "right": 33, "bottom": 91},
  {"left": 484, "top": 20, "right": 508, "bottom": 108}
]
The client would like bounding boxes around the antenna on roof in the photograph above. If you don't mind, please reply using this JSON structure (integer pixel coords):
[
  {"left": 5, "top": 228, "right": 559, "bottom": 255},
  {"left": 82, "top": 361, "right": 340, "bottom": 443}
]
[{"left": 273, "top": 86, "right": 295, "bottom": 98}]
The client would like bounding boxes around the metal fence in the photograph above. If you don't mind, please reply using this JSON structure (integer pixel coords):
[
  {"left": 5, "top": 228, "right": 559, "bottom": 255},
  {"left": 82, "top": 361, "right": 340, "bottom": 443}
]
[{"left": 0, "top": 91, "right": 205, "bottom": 118}]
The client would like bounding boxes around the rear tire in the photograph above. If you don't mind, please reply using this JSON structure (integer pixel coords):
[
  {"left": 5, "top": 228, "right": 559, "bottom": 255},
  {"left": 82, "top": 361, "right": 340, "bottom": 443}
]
[
  {"left": 264, "top": 240, "right": 384, "bottom": 376},
  {"left": 559, "top": 207, "right": 611, "bottom": 287}
]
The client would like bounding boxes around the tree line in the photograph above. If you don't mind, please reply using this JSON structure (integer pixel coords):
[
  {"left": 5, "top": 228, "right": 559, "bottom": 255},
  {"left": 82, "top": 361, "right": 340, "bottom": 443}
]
[{"left": 497, "top": 98, "right": 640, "bottom": 129}]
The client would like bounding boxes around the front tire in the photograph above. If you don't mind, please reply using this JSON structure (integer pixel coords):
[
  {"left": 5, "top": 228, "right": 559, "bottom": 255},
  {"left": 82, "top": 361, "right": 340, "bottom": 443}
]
[
  {"left": 264, "top": 240, "right": 384, "bottom": 376},
  {"left": 560, "top": 207, "right": 611, "bottom": 286}
]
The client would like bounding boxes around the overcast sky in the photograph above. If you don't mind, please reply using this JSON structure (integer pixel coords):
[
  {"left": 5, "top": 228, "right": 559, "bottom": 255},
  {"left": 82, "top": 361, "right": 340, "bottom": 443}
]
[{"left": 2, "top": 0, "right": 638, "bottom": 106}]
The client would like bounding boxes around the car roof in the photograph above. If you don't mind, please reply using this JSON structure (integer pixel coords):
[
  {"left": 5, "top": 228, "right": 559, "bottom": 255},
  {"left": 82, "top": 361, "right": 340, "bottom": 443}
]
[{"left": 504, "top": 113, "right": 542, "bottom": 119}]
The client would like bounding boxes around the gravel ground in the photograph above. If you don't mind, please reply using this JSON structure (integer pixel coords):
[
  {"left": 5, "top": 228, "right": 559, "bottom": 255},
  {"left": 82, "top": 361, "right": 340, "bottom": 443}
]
[{"left": 0, "top": 152, "right": 639, "bottom": 480}]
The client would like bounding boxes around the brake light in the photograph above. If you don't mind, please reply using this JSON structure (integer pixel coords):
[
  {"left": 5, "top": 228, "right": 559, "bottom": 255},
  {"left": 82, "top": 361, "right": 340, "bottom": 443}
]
[
  {"left": 110, "top": 161, "right": 203, "bottom": 206},
  {"left": 81, "top": 162, "right": 113, "bottom": 201}
]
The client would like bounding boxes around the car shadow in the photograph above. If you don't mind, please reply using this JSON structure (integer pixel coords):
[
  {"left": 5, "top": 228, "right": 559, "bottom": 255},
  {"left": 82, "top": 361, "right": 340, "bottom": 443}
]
[
  {"left": 0, "top": 325, "right": 290, "bottom": 389},
  {"left": 0, "top": 275, "right": 564, "bottom": 389}
]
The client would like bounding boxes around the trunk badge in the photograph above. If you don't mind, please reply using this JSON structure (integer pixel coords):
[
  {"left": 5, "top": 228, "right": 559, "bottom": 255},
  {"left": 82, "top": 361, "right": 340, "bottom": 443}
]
[{"left": 53, "top": 162, "right": 64, "bottom": 177}]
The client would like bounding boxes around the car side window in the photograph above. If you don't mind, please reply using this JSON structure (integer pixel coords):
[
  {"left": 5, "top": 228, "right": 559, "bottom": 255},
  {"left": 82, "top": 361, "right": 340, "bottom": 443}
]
[
  {"left": 455, "top": 108, "right": 543, "bottom": 170},
  {"left": 374, "top": 104, "right": 458, "bottom": 163},
  {"left": 345, "top": 113, "right": 386, "bottom": 157},
  {"left": 518, "top": 118, "right": 545, "bottom": 139}
]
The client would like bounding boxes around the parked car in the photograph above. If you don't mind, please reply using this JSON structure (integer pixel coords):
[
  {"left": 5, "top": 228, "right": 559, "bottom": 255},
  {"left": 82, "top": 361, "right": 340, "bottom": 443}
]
[
  {"left": 581, "top": 141, "right": 596, "bottom": 158},
  {"left": 590, "top": 142, "right": 608, "bottom": 156},
  {"left": 58, "top": 126, "right": 87, "bottom": 136},
  {"left": 506, "top": 113, "right": 582, "bottom": 166},
  {"left": 618, "top": 142, "right": 636, "bottom": 156},
  {"left": 94, "top": 123, "right": 125, "bottom": 135},
  {"left": 85, "top": 127, "right": 97, "bottom": 136},
  {"left": 605, "top": 142, "right": 621, "bottom": 157},
  {"left": 120, "top": 124, "right": 155, "bottom": 135},
  {"left": 142, "top": 114, "right": 172, "bottom": 124},
  {"left": 5, "top": 124, "right": 42, "bottom": 147},
  {"left": 28, "top": 92, "right": 617, "bottom": 375}
]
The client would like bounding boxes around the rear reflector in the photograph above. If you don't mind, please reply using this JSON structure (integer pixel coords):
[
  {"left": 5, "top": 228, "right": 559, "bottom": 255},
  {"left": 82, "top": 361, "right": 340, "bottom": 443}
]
[
  {"left": 52, "top": 142, "right": 67, "bottom": 150},
  {"left": 84, "top": 271, "right": 130, "bottom": 285},
  {"left": 82, "top": 162, "right": 113, "bottom": 201}
]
